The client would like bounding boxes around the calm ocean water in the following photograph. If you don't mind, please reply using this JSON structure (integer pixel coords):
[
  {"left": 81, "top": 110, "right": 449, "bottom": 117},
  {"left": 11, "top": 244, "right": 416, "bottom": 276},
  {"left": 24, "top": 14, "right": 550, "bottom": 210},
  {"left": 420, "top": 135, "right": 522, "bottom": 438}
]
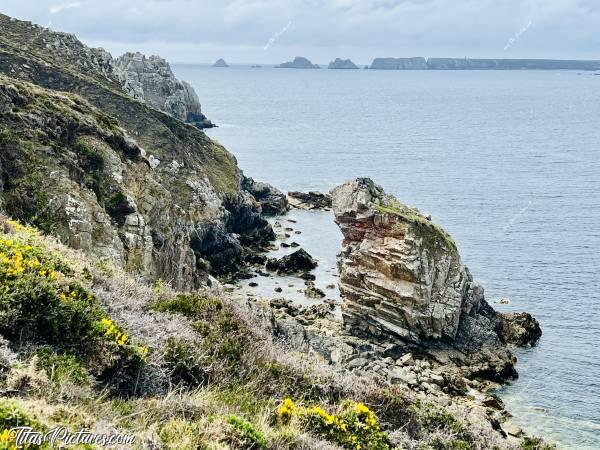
[{"left": 174, "top": 64, "right": 600, "bottom": 449}]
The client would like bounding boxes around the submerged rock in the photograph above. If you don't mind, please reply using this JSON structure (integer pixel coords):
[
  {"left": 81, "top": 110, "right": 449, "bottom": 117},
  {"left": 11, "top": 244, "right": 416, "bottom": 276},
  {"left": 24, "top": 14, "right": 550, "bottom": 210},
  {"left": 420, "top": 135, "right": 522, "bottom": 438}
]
[
  {"left": 266, "top": 248, "right": 317, "bottom": 274},
  {"left": 213, "top": 58, "right": 229, "bottom": 67},
  {"left": 276, "top": 57, "right": 320, "bottom": 69},
  {"left": 328, "top": 58, "right": 359, "bottom": 69},
  {"left": 288, "top": 191, "right": 332, "bottom": 210}
]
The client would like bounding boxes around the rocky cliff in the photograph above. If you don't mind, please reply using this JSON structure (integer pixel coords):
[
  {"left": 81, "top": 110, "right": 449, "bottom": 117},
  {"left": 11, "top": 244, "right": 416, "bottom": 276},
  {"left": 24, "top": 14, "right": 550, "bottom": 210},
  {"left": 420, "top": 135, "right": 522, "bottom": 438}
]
[
  {"left": 0, "top": 13, "right": 274, "bottom": 288},
  {"left": 330, "top": 178, "right": 540, "bottom": 378},
  {"left": 113, "top": 52, "right": 214, "bottom": 128},
  {"left": 370, "top": 57, "right": 428, "bottom": 70},
  {"left": 427, "top": 57, "right": 600, "bottom": 70},
  {"left": 328, "top": 58, "right": 359, "bottom": 69},
  {"left": 276, "top": 57, "right": 320, "bottom": 69}
]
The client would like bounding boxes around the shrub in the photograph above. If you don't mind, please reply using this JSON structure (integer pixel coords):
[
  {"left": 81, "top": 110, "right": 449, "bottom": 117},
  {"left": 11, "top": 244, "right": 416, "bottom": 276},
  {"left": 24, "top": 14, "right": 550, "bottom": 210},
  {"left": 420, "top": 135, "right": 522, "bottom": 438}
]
[
  {"left": 520, "top": 437, "right": 556, "bottom": 450},
  {"left": 416, "top": 403, "right": 474, "bottom": 446},
  {"left": 225, "top": 414, "right": 267, "bottom": 449},
  {"left": 278, "top": 398, "right": 389, "bottom": 450},
  {"left": 0, "top": 400, "right": 42, "bottom": 450},
  {"left": 164, "top": 338, "right": 208, "bottom": 388},
  {"left": 158, "top": 418, "right": 203, "bottom": 450},
  {"left": 152, "top": 294, "right": 223, "bottom": 319},
  {"left": 35, "top": 348, "right": 89, "bottom": 386}
]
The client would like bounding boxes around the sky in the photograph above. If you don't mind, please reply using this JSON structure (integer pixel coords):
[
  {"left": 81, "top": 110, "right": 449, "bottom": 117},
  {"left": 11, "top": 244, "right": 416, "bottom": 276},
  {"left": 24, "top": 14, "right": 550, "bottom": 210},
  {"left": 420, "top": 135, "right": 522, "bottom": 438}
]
[{"left": 1, "top": 0, "right": 599, "bottom": 64}]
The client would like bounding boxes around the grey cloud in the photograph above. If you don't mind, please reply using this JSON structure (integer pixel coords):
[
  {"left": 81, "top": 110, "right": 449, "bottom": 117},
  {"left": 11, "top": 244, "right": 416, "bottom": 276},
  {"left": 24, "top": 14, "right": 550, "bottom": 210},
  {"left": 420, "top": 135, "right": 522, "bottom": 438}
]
[{"left": 0, "top": 0, "right": 598, "bottom": 63}]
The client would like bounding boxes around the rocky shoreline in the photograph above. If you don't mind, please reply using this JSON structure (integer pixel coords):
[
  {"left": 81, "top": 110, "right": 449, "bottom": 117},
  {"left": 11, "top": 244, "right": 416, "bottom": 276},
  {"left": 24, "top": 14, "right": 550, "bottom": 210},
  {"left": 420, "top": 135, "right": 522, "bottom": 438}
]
[{"left": 230, "top": 180, "right": 544, "bottom": 445}]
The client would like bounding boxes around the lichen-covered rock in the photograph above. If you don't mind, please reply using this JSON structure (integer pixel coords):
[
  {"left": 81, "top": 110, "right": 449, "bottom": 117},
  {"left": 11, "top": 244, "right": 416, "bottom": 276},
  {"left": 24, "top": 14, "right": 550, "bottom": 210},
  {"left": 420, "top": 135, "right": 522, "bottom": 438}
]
[
  {"left": 330, "top": 178, "right": 540, "bottom": 357},
  {"left": 113, "top": 52, "right": 214, "bottom": 128}
]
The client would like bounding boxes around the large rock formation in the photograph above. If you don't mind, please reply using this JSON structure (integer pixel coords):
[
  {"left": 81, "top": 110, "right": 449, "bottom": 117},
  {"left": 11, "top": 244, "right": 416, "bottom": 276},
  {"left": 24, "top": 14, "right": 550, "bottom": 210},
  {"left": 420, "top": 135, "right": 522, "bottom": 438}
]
[
  {"left": 242, "top": 176, "right": 288, "bottom": 216},
  {"left": 328, "top": 58, "right": 359, "bottom": 69},
  {"left": 427, "top": 58, "right": 600, "bottom": 70},
  {"left": 370, "top": 57, "right": 427, "bottom": 70},
  {"left": 288, "top": 191, "right": 332, "bottom": 210},
  {"left": 276, "top": 57, "right": 320, "bottom": 69},
  {"left": 213, "top": 58, "right": 229, "bottom": 68},
  {"left": 331, "top": 178, "right": 540, "bottom": 356},
  {"left": 0, "top": 13, "right": 273, "bottom": 288},
  {"left": 113, "top": 52, "right": 214, "bottom": 128}
]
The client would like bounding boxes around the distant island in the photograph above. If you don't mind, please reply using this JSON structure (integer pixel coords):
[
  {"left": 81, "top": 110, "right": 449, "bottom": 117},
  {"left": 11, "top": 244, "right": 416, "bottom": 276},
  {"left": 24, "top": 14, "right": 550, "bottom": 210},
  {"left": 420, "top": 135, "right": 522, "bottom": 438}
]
[
  {"left": 328, "top": 58, "right": 359, "bottom": 69},
  {"left": 370, "top": 57, "right": 600, "bottom": 70},
  {"left": 213, "top": 58, "right": 229, "bottom": 67},
  {"left": 276, "top": 57, "right": 320, "bottom": 69}
]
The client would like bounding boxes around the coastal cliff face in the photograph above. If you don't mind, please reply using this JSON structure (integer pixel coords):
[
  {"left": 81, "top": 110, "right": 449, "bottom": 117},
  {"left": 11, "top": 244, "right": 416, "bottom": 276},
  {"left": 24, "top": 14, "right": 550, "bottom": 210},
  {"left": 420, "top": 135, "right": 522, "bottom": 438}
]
[
  {"left": 0, "top": 13, "right": 273, "bottom": 288},
  {"left": 276, "top": 57, "right": 320, "bottom": 69},
  {"left": 370, "top": 57, "right": 428, "bottom": 70},
  {"left": 330, "top": 178, "right": 540, "bottom": 378},
  {"left": 113, "top": 52, "right": 214, "bottom": 128}
]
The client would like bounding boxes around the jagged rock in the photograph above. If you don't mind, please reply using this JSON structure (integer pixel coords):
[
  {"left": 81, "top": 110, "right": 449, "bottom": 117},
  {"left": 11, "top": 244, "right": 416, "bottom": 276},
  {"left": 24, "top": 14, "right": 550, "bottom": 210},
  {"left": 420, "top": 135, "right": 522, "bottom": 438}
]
[
  {"left": 276, "top": 57, "right": 320, "bottom": 69},
  {"left": 113, "top": 52, "right": 215, "bottom": 128},
  {"left": 0, "top": 14, "right": 274, "bottom": 289},
  {"left": 242, "top": 176, "right": 288, "bottom": 216},
  {"left": 328, "top": 58, "right": 359, "bottom": 69},
  {"left": 213, "top": 58, "right": 229, "bottom": 67},
  {"left": 288, "top": 191, "right": 332, "bottom": 210},
  {"left": 331, "top": 177, "right": 487, "bottom": 343},
  {"left": 497, "top": 312, "right": 542, "bottom": 347},
  {"left": 266, "top": 249, "right": 317, "bottom": 274},
  {"left": 330, "top": 178, "right": 539, "bottom": 383}
]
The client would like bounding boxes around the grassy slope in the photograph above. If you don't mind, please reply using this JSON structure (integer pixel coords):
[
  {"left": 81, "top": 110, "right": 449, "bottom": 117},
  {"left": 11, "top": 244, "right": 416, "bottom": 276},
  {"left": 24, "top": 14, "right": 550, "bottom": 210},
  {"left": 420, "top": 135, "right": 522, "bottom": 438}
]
[{"left": 0, "top": 216, "right": 550, "bottom": 450}]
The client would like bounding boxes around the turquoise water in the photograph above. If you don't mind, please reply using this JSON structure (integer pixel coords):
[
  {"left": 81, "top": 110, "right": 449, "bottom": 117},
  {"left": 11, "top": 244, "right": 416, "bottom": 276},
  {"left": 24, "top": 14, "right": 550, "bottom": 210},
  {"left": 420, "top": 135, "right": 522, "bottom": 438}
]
[{"left": 175, "top": 65, "right": 600, "bottom": 449}]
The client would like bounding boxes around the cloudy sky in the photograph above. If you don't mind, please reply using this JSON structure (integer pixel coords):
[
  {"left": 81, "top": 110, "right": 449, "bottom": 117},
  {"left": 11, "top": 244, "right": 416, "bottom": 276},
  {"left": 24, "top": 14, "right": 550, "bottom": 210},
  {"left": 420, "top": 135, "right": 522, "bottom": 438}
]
[{"left": 1, "top": 0, "right": 599, "bottom": 64}]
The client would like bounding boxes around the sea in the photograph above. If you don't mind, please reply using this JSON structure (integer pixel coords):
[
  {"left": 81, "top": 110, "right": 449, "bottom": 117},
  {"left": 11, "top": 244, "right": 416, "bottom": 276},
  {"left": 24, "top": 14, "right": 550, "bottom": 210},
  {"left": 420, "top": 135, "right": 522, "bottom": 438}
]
[{"left": 174, "top": 64, "right": 600, "bottom": 449}]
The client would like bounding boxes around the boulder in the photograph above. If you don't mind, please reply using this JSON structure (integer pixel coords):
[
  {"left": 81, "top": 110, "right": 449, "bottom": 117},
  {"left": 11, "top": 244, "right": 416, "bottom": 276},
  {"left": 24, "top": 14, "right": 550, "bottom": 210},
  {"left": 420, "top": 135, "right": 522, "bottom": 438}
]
[
  {"left": 288, "top": 191, "right": 332, "bottom": 210},
  {"left": 497, "top": 312, "right": 542, "bottom": 347},
  {"left": 328, "top": 58, "right": 359, "bottom": 69},
  {"left": 266, "top": 249, "right": 317, "bottom": 274},
  {"left": 242, "top": 176, "right": 289, "bottom": 216},
  {"left": 276, "top": 57, "right": 320, "bottom": 69}
]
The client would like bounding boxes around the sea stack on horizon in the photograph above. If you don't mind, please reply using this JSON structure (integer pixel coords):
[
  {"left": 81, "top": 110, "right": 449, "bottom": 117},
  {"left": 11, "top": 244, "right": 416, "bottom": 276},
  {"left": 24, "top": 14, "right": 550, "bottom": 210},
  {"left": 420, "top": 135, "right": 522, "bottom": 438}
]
[
  {"left": 328, "top": 58, "right": 359, "bottom": 69},
  {"left": 276, "top": 57, "right": 320, "bottom": 69},
  {"left": 213, "top": 58, "right": 229, "bottom": 67}
]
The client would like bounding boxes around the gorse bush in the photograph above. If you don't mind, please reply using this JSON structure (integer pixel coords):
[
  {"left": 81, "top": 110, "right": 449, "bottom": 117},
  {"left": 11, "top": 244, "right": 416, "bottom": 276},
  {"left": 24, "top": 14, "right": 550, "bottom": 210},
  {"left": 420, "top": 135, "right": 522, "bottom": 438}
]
[
  {"left": 35, "top": 348, "right": 89, "bottom": 386},
  {"left": 0, "top": 219, "right": 148, "bottom": 394},
  {"left": 0, "top": 400, "right": 42, "bottom": 450},
  {"left": 278, "top": 398, "right": 389, "bottom": 450},
  {"left": 225, "top": 414, "right": 267, "bottom": 449}
]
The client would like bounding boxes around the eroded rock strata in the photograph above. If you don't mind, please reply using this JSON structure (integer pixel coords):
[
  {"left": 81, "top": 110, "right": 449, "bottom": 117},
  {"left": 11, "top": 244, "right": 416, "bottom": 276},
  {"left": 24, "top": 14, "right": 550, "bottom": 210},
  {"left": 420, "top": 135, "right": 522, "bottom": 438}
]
[{"left": 0, "top": 13, "right": 273, "bottom": 288}]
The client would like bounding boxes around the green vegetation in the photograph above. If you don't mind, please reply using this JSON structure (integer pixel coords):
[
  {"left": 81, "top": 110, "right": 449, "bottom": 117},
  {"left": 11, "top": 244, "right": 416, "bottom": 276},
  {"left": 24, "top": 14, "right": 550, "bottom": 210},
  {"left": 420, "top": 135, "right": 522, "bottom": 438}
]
[
  {"left": 35, "top": 348, "right": 89, "bottom": 386},
  {"left": 372, "top": 198, "right": 457, "bottom": 252},
  {"left": 225, "top": 414, "right": 267, "bottom": 449}
]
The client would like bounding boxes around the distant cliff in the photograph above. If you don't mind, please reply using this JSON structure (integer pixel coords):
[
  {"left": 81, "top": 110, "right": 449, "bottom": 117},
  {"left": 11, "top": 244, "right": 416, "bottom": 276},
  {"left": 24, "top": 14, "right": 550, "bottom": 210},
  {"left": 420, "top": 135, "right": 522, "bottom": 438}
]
[
  {"left": 276, "top": 57, "right": 320, "bottom": 69},
  {"left": 328, "top": 58, "right": 359, "bottom": 69},
  {"left": 369, "top": 56, "right": 600, "bottom": 70},
  {"left": 370, "top": 57, "right": 427, "bottom": 70}
]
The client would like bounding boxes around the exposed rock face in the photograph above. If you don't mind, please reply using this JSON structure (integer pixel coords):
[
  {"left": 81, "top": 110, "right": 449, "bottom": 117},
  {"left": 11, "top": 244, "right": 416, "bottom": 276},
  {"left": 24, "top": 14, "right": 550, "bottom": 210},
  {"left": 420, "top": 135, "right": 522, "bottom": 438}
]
[
  {"left": 276, "top": 57, "right": 320, "bottom": 69},
  {"left": 0, "top": 14, "right": 273, "bottom": 288},
  {"left": 113, "top": 52, "right": 214, "bottom": 128},
  {"left": 242, "top": 176, "right": 288, "bottom": 216},
  {"left": 370, "top": 57, "right": 427, "bottom": 70},
  {"left": 213, "top": 58, "right": 229, "bottom": 67},
  {"left": 288, "top": 191, "right": 332, "bottom": 210},
  {"left": 427, "top": 58, "right": 600, "bottom": 70},
  {"left": 328, "top": 58, "right": 359, "bottom": 69},
  {"left": 330, "top": 178, "right": 540, "bottom": 355},
  {"left": 497, "top": 312, "right": 542, "bottom": 347},
  {"left": 266, "top": 249, "right": 317, "bottom": 274}
]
